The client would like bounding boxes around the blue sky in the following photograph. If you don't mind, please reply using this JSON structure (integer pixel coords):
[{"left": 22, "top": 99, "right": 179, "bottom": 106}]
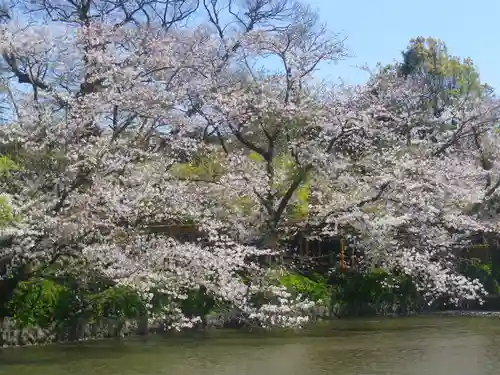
[{"left": 307, "top": 0, "right": 499, "bottom": 92}]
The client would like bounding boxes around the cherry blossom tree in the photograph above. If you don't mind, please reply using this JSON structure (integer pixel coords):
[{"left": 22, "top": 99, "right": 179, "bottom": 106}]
[
  {"left": 304, "top": 66, "right": 500, "bottom": 304},
  {"left": 0, "top": 0, "right": 498, "bottom": 333},
  {"left": 0, "top": 0, "right": 348, "bottom": 329},
  {"left": 195, "top": 55, "right": 500, "bottom": 305}
]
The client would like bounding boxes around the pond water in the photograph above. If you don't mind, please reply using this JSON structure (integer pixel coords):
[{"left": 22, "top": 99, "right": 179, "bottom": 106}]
[{"left": 1, "top": 316, "right": 499, "bottom": 375}]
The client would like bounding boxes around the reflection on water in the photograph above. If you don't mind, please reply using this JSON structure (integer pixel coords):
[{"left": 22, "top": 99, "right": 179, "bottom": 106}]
[{"left": 1, "top": 316, "right": 499, "bottom": 375}]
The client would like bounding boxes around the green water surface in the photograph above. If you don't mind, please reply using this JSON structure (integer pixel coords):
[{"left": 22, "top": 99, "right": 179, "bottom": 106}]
[{"left": 1, "top": 316, "right": 499, "bottom": 375}]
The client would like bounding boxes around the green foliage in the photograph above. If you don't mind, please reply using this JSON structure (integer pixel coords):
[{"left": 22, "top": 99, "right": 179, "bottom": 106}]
[
  {"left": 274, "top": 269, "right": 422, "bottom": 317},
  {"left": 0, "top": 155, "right": 20, "bottom": 226},
  {"left": 180, "top": 287, "right": 215, "bottom": 318},
  {"left": 248, "top": 151, "right": 264, "bottom": 163},
  {"left": 89, "top": 286, "right": 145, "bottom": 322},
  {"left": 286, "top": 180, "right": 310, "bottom": 220},
  {"left": 460, "top": 259, "right": 499, "bottom": 294},
  {"left": 147, "top": 287, "right": 171, "bottom": 315},
  {"left": 8, "top": 277, "right": 145, "bottom": 329},
  {"left": 279, "top": 272, "right": 331, "bottom": 303},
  {"left": 398, "top": 37, "right": 489, "bottom": 115},
  {"left": 330, "top": 270, "right": 421, "bottom": 316},
  {"left": 9, "top": 279, "right": 68, "bottom": 328},
  {"left": 228, "top": 195, "right": 256, "bottom": 216},
  {"left": 170, "top": 153, "right": 224, "bottom": 181},
  {"left": 245, "top": 151, "right": 311, "bottom": 221},
  {"left": 0, "top": 195, "right": 15, "bottom": 226},
  {"left": 274, "top": 155, "right": 311, "bottom": 216},
  {"left": 0, "top": 155, "right": 20, "bottom": 175},
  {"left": 171, "top": 162, "right": 200, "bottom": 177}
]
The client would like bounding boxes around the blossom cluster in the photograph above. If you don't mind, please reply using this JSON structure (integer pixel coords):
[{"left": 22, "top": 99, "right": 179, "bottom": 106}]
[{"left": 0, "top": 0, "right": 499, "bottom": 328}]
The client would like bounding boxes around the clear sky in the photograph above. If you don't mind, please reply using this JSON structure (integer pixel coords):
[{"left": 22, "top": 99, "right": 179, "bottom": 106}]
[{"left": 306, "top": 0, "right": 499, "bottom": 92}]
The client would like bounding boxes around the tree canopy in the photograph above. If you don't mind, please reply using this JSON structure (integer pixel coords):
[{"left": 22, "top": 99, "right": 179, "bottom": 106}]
[{"left": 0, "top": 1, "right": 498, "bottom": 330}]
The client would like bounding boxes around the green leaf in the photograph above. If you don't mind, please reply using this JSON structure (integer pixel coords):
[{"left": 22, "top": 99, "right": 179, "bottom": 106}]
[{"left": 248, "top": 151, "right": 264, "bottom": 163}]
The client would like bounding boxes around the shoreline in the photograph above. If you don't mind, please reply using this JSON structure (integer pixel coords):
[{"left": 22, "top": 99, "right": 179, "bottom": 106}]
[
  {"left": 2, "top": 311, "right": 500, "bottom": 348},
  {"left": 429, "top": 310, "right": 500, "bottom": 317}
]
